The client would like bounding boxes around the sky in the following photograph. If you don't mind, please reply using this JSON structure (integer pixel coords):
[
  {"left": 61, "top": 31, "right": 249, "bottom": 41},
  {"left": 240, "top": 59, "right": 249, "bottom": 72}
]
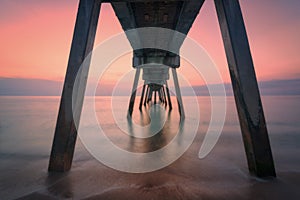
[{"left": 0, "top": 0, "right": 300, "bottom": 92}]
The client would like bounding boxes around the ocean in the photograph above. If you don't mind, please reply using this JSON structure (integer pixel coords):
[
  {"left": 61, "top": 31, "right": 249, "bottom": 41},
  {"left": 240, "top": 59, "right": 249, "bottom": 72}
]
[{"left": 0, "top": 96, "right": 299, "bottom": 199}]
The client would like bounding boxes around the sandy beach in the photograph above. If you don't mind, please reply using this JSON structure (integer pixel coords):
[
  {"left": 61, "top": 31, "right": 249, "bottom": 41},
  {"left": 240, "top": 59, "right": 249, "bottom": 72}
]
[{"left": 1, "top": 96, "right": 300, "bottom": 199}]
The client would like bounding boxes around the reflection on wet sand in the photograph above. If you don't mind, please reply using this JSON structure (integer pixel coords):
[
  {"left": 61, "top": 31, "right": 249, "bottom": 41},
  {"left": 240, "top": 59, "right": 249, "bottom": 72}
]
[
  {"left": 126, "top": 103, "right": 178, "bottom": 153},
  {"left": 1, "top": 96, "right": 300, "bottom": 199}
]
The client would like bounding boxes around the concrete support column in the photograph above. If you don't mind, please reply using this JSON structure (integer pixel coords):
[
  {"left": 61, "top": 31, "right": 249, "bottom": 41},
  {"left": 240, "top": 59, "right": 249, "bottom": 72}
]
[
  {"left": 159, "top": 89, "right": 162, "bottom": 103},
  {"left": 144, "top": 85, "right": 149, "bottom": 106},
  {"left": 158, "top": 90, "right": 160, "bottom": 102},
  {"left": 148, "top": 87, "right": 153, "bottom": 103},
  {"left": 161, "top": 88, "right": 165, "bottom": 103},
  {"left": 158, "top": 89, "right": 162, "bottom": 102},
  {"left": 166, "top": 82, "right": 172, "bottom": 110},
  {"left": 162, "top": 86, "right": 167, "bottom": 106},
  {"left": 49, "top": 0, "right": 101, "bottom": 172},
  {"left": 128, "top": 68, "right": 141, "bottom": 116},
  {"left": 214, "top": 0, "right": 276, "bottom": 177},
  {"left": 172, "top": 69, "right": 185, "bottom": 118},
  {"left": 139, "top": 82, "right": 146, "bottom": 110}
]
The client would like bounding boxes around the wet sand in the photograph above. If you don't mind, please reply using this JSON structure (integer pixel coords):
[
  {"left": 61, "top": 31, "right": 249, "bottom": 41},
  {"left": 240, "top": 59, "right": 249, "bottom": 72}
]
[
  {"left": 0, "top": 96, "right": 300, "bottom": 199},
  {"left": 16, "top": 138, "right": 300, "bottom": 200}
]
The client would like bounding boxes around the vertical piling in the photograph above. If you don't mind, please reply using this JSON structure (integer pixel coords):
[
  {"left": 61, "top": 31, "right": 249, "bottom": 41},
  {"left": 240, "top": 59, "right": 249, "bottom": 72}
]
[
  {"left": 166, "top": 82, "right": 172, "bottom": 110},
  {"left": 144, "top": 85, "right": 149, "bottom": 106},
  {"left": 49, "top": 0, "right": 101, "bottom": 172},
  {"left": 214, "top": 0, "right": 276, "bottom": 177},
  {"left": 139, "top": 82, "right": 146, "bottom": 110},
  {"left": 172, "top": 69, "right": 185, "bottom": 118},
  {"left": 128, "top": 68, "right": 141, "bottom": 116}
]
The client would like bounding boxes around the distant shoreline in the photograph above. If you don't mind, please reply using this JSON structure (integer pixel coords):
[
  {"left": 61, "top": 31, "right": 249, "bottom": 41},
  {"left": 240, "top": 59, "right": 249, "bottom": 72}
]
[{"left": 1, "top": 77, "right": 300, "bottom": 96}]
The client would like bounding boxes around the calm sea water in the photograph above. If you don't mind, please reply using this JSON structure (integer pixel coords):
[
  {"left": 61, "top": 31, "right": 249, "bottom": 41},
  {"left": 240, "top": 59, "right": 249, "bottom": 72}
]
[{"left": 0, "top": 96, "right": 299, "bottom": 199}]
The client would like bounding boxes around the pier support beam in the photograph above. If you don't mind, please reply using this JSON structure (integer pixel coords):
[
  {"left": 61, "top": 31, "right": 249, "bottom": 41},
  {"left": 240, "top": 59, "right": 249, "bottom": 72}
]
[
  {"left": 162, "top": 86, "right": 167, "bottom": 106},
  {"left": 158, "top": 90, "right": 161, "bottom": 102},
  {"left": 128, "top": 68, "right": 141, "bottom": 116},
  {"left": 166, "top": 82, "right": 172, "bottom": 110},
  {"left": 139, "top": 82, "right": 146, "bottom": 110},
  {"left": 172, "top": 68, "right": 185, "bottom": 118},
  {"left": 215, "top": 0, "right": 276, "bottom": 177},
  {"left": 148, "top": 87, "right": 153, "bottom": 103},
  {"left": 144, "top": 85, "right": 149, "bottom": 106},
  {"left": 49, "top": 0, "right": 101, "bottom": 172}
]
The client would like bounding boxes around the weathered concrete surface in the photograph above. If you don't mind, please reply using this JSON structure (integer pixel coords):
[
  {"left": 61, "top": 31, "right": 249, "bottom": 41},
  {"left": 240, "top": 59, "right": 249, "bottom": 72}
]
[
  {"left": 139, "top": 83, "right": 146, "bottom": 110},
  {"left": 48, "top": 0, "right": 101, "bottom": 172},
  {"left": 166, "top": 82, "right": 173, "bottom": 110},
  {"left": 162, "top": 86, "right": 167, "bottom": 105},
  {"left": 128, "top": 68, "right": 141, "bottom": 116},
  {"left": 214, "top": 0, "right": 276, "bottom": 177},
  {"left": 144, "top": 85, "right": 149, "bottom": 106},
  {"left": 172, "top": 68, "right": 185, "bottom": 118}
]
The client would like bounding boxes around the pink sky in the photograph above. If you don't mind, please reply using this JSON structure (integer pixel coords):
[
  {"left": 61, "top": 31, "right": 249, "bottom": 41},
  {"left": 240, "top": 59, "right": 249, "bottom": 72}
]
[{"left": 0, "top": 0, "right": 299, "bottom": 86}]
